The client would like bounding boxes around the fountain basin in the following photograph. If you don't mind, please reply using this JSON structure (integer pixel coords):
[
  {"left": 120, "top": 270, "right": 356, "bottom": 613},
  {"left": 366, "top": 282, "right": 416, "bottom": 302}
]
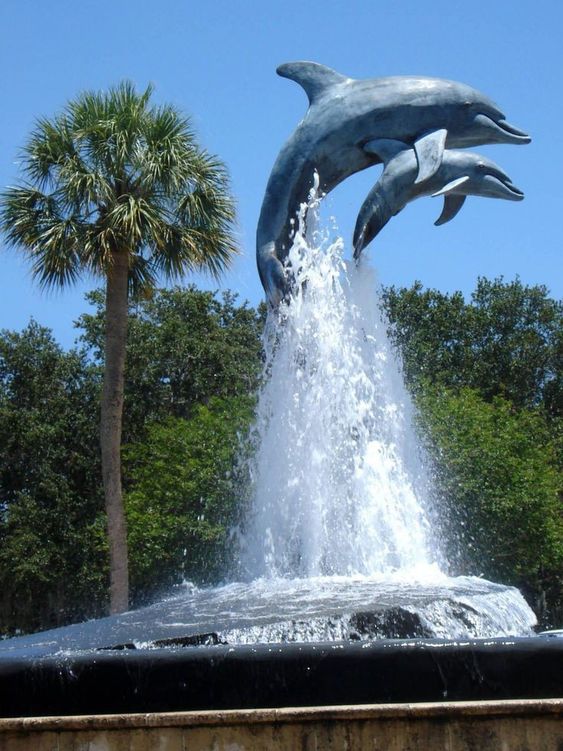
[
  {"left": 0, "top": 638, "right": 562, "bottom": 718},
  {"left": 2, "top": 573, "right": 558, "bottom": 719}
]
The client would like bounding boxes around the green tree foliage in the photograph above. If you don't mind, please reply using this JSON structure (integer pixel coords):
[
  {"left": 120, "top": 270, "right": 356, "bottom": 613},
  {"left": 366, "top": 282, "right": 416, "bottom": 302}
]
[
  {"left": 1, "top": 81, "right": 238, "bottom": 613},
  {"left": 382, "top": 277, "right": 562, "bottom": 416},
  {"left": 77, "top": 286, "right": 266, "bottom": 443},
  {"left": 124, "top": 396, "right": 255, "bottom": 603},
  {"left": 0, "top": 287, "right": 264, "bottom": 635},
  {"left": 417, "top": 387, "right": 562, "bottom": 619},
  {"left": 0, "top": 323, "right": 107, "bottom": 635}
]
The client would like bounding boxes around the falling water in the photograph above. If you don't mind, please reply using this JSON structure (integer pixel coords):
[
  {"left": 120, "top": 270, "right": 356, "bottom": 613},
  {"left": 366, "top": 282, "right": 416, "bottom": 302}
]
[
  {"left": 242, "top": 186, "right": 439, "bottom": 580},
  {"left": 217, "top": 178, "right": 540, "bottom": 640},
  {"left": 230, "top": 187, "right": 537, "bottom": 638}
]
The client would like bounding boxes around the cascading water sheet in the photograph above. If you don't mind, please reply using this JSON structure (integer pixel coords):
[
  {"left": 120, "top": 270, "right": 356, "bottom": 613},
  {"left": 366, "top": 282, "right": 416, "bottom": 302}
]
[{"left": 242, "top": 195, "right": 440, "bottom": 580}]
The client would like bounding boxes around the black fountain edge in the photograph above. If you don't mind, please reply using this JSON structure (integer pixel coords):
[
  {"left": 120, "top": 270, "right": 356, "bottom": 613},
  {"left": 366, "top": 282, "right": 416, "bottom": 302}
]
[{"left": 0, "top": 637, "right": 561, "bottom": 718}]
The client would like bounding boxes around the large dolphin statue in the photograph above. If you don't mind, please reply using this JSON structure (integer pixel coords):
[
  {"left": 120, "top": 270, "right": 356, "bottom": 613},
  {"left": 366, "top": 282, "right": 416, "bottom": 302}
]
[
  {"left": 353, "top": 141, "right": 524, "bottom": 259},
  {"left": 257, "top": 61, "right": 530, "bottom": 305}
]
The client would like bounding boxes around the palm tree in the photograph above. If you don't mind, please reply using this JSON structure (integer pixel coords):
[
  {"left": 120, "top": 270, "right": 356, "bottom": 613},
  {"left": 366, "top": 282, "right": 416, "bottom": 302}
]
[{"left": 0, "top": 83, "right": 237, "bottom": 613}]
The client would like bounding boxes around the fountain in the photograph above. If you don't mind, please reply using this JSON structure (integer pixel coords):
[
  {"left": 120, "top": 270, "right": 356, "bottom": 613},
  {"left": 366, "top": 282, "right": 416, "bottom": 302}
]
[{"left": 0, "top": 63, "right": 561, "bottom": 749}]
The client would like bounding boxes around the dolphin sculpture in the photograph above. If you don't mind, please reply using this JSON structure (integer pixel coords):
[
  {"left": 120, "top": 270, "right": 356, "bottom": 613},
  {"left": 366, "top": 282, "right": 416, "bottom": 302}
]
[
  {"left": 257, "top": 61, "right": 530, "bottom": 305},
  {"left": 353, "top": 141, "right": 524, "bottom": 259}
]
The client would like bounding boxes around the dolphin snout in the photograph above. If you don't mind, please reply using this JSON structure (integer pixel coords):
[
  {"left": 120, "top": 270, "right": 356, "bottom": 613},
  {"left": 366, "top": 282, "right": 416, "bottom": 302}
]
[
  {"left": 496, "top": 119, "right": 530, "bottom": 139},
  {"left": 474, "top": 114, "right": 531, "bottom": 144},
  {"left": 482, "top": 174, "right": 525, "bottom": 201}
]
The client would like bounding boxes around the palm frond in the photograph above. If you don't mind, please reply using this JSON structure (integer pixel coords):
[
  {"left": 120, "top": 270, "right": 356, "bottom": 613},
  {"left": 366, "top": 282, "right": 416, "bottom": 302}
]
[{"left": 1, "top": 81, "right": 238, "bottom": 292}]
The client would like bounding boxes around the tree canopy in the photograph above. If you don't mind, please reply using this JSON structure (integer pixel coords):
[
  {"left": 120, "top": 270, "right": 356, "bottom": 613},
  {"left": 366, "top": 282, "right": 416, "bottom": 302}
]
[
  {"left": 77, "top": 285, "right": 266, "bottom": 442},
  {"left": 1, "top": 82, "right": 237, "bottom": 291},
  {"left": 125, "top": 396, "right": 255, "bottom": 602},
  {"left": 382, "top": 277, "right": 562, "bottom": 416},
  {"left": 0, "top": 322, "right": 106, "bottom": 634},
  {"left": 417, "top": 386, "right": 562, "bottom": 615},
  {"left": 0, "top": 287, "right": 263, "bottom": 635}
]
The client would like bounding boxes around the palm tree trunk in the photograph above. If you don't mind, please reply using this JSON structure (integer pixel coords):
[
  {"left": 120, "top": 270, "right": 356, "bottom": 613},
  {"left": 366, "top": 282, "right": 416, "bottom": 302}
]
[{"left": 100, "top": 250, "right": 130, "bottom": 614}]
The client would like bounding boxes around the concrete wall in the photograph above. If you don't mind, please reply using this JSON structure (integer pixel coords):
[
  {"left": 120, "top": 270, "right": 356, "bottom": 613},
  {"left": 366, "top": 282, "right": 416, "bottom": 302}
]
[{"left": 0, "top": 699, "right": 562, "bottom": 750}]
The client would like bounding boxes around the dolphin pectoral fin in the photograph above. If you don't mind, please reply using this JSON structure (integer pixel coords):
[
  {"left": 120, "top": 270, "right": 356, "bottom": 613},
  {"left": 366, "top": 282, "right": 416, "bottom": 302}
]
[
  {"left": 276, "top": 61, "right": 350, "bottom": 105},
  {"left": 363, "top": 138, "right": 409, "bottom": 162},
  {"left": 432, "top": 177, "right": 469, "bottom": 225},
  {"left": 434, "top": 195, "right": 467, "bottom": 226},
  {"left": 432, "top": 176, "right": 470, "bottom": 197},
  {"left": 414, "top": 129, "right": 448, "bottom": 184}
]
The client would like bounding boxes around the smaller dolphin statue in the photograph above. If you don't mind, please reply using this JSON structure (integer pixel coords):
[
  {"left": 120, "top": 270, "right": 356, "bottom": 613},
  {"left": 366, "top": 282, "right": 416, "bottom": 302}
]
[{"left": 353, "top": 140, "right": 524, "bottom": 260}]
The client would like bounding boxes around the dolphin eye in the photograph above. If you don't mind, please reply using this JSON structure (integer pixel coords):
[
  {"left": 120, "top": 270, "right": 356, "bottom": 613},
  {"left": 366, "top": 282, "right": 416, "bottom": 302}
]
[{"left": 476, "top": 162, "right": 487, "bottom": 171}]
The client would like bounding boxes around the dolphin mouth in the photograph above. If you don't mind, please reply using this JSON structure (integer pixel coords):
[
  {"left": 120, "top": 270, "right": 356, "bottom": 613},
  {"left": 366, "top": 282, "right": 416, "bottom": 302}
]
[
  {"left": 496, "top": 119, "right": 530, "bottom": 138},
  {"left": 483, "top": 174, "right": 525, "bottom": 200},
  {"left": 475, "top": 114, "right": 531, "bottom": 144}
]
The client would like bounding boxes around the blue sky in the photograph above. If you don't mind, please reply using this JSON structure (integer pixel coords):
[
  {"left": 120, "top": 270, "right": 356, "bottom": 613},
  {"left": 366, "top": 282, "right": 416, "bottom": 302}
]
[{"left": 0, "top": 0, "right": 560, "bottom": 348}]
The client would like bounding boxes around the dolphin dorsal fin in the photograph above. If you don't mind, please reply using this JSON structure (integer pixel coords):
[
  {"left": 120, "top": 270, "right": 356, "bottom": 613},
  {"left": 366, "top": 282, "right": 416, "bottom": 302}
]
[
  {"left": 414, "top": 129, "right": 448, "bottom": 184},
  {"left": 277, "top": 61, "right": 349, "bottom": 105}
]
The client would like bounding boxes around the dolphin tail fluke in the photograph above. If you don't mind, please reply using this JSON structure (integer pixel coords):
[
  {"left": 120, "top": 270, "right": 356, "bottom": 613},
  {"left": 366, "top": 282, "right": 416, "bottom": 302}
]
[
  {"left": 414, "top": 129, "right": 447, "bottom": 184},
  {"left": 257, "top": 245, "right": 291, "bottom": 308},
  {"left": 277, "top": 61, "right": 350, "bottom": 105}
]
